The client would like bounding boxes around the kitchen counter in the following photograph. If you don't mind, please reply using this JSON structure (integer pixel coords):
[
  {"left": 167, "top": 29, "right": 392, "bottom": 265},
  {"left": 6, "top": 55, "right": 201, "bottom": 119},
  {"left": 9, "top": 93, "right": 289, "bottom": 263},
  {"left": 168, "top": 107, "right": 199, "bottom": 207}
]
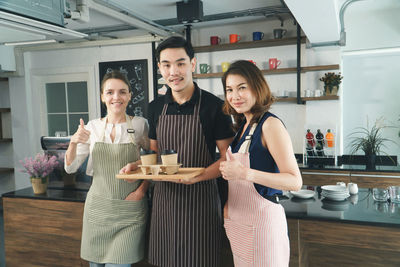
[
  {"left": 3, "top": 183, "right": 400, "bottom": 267},
  {"left": 299, "top": 163, "right": 400, "bottom": 173},
  {"left": 282, "top": 188, "right": 400, "bottom": 228}
]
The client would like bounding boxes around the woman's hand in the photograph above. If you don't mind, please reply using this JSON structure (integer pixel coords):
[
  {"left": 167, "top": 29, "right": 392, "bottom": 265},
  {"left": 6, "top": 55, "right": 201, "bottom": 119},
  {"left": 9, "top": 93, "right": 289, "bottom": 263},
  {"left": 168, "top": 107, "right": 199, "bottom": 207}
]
[
  {"left": 219, "top": 150, "right": 248, "bottom": 180},
  {"left": 125, "top": 188, "right": 145, "bottom": 201},
  {"left": 70, "top": 119, "right": 90, "bottom": 144}
]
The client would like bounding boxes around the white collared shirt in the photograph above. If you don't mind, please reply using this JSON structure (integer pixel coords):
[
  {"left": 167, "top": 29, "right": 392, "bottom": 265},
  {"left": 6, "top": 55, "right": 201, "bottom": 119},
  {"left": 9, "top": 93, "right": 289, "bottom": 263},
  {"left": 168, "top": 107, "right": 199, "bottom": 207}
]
[{"left": 64, "top": 116, "right": 149, "bottom": 176}]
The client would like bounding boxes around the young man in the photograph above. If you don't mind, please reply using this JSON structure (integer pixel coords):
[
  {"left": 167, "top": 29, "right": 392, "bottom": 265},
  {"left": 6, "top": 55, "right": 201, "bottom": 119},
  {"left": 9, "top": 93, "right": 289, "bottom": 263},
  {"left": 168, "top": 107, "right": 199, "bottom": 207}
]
[{"left": 147, "top": 36, "right": 235, "bottom": 267}]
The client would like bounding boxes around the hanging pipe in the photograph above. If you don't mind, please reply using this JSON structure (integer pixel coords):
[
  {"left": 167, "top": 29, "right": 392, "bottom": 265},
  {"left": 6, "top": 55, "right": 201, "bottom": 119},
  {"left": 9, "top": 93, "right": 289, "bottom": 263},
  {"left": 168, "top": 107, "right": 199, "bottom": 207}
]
[{"left": 307, "top": 0, "right": 367, "bottom": 48}]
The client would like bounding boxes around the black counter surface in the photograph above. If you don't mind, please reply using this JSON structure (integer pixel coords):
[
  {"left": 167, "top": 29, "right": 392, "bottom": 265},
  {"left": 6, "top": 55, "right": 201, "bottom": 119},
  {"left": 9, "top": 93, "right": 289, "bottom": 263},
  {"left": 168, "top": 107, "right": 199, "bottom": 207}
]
[
  {"left": 3, "top": 186, "right": 399, "bottom": 228},
  {"left": 2, "top": 186, "right": 87, "bottom": 202},
  {"left": 299, "top": 164, "right": 400, "bottom": 173},
  {"left": 281, "top": 188, "right": 400, "bottom": 228}
]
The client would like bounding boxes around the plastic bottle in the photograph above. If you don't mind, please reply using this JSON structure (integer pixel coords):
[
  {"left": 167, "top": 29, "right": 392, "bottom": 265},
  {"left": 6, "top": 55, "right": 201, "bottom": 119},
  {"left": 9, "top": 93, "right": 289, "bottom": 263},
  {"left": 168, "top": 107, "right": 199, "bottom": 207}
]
[
  {"left": 315, "top": 129, "right": 325, "bottom": 156},
  {"left": 305, "top": 129, "right": 316, "bottom": 156},
  {"left": 326, "top": 129, "right": 334, "bottom": 148}
]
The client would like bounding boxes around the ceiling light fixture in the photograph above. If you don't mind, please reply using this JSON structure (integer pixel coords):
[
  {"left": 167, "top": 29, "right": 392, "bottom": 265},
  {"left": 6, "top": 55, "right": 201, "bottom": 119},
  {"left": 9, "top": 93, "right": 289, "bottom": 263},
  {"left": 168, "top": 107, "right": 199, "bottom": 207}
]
[{"left": 4, "top": 39, "right": 57, "bottom": 46}]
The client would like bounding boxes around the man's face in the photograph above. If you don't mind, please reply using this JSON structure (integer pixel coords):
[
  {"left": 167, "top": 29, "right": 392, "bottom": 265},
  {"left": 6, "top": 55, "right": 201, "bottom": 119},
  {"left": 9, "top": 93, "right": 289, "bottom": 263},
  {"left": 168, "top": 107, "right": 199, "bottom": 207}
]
[{"left": 158, "top": 48, "right": 196, "bottom": 94}]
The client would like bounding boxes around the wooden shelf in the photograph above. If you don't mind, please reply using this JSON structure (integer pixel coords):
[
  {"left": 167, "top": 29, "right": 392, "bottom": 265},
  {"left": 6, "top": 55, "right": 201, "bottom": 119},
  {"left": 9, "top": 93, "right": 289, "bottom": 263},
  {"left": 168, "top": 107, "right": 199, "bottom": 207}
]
[
  {"left": 193, "top": 64, "right": 340, "bottom": 79},
  {"left": 193, "top": 37, "right": 306, "bottom": 53},
  {"left": 0, "top": 108, "right": 11, "bottom": 113},
  {"left": 302, "top": 95, "right": 339, "bottom": 101},
  {"left": 0, "top": 168, "right": 14, "bottom": 174},
  {"left": 275, "top": 96, "right": 339, "bottom": 102},
  {"left": 0, "top": 138, "right": 12, "bottom": 142}
]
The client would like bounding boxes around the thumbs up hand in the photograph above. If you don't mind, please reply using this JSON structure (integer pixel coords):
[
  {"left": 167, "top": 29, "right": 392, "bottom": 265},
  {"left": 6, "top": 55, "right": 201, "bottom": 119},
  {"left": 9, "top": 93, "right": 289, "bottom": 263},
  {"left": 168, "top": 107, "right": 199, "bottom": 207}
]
[
  {"left": 70, "top": 118, "right": 91, "bottom": 144},
  {"left": 219, "top": 149, "right": 247, "bottom": 181}
]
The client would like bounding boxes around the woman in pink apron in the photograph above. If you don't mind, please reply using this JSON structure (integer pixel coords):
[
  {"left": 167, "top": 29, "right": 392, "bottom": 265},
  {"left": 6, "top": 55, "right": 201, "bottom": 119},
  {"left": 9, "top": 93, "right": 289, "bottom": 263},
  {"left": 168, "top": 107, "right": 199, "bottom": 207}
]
[{"left": 219, "top": 60, "right": 302, "bottom": 267}]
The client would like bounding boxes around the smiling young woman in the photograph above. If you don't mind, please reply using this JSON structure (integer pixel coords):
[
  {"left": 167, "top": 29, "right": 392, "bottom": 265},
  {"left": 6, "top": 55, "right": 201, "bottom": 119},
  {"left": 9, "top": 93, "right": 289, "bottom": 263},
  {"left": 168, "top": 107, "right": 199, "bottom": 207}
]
[
  {"left": 220, "top": 60, "right": 302, "bottom": 267},
  {"left": 64, "top": 70, "right": 150, "bottom": 267}
]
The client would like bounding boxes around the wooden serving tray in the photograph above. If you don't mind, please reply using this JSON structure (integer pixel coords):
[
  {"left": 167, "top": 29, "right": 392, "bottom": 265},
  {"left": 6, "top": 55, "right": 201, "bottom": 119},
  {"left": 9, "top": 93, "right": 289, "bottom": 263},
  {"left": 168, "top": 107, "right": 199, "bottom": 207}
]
[{"left": 116, "top": 167, "right": 205, "bottom": 180}]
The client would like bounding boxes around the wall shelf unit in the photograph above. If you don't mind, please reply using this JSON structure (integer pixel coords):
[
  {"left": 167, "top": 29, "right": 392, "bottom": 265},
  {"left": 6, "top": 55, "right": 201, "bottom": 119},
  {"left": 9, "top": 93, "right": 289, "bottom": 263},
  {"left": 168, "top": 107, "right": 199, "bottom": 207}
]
[
  {"left": 0, "top": 107, "right": 11, "bottom": 141},
  {"left": 0, "top": 168, "right": 14, "bottom": 174},
  {"left": 276, "top": 95, "right": 339, "bottom": 103},
  {"left": 193, "top": 64, "right": 340, "bottom": 79},
  {"left": 193, "top": 37, "right": 306, "bottom": 53}
]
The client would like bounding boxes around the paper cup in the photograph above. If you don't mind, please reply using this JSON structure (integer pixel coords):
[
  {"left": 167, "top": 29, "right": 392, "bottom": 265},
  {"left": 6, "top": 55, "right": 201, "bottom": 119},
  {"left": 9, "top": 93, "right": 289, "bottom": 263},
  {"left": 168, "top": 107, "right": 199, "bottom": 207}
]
[{"left": 141, "top": 154, "right": 157, "bottom": 165}]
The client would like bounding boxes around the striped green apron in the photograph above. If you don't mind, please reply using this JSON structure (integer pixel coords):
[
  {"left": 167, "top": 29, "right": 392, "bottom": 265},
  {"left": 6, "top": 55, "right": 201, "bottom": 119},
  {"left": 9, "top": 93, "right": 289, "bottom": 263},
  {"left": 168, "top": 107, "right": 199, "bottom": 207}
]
[{"left": 81, "top": 115, "right": 148, "bottom": 264}]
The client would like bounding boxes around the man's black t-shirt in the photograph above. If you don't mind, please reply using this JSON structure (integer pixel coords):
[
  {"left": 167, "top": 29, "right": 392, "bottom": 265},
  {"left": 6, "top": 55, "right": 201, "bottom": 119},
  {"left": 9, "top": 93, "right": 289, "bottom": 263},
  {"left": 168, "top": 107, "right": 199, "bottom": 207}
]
[{"left": 148, "top": 83, "right": 235, "bottom": 160}]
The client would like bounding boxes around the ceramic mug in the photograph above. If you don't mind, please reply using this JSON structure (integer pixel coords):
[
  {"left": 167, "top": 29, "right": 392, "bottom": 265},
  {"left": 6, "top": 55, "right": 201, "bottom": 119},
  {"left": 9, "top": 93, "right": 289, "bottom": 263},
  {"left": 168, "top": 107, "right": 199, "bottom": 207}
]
[
  {"left": 252, "top": 31, "right": 264, "bottom": 41},
  {"left": 347, "top": 183, "right": 358, "bottom": 194},
  {"left": 199, "top": 63, "right": 211, "bottom": 74},
  {"left": 273, "top": 28, "right": 287, "bottom": 39},
  {"left": 210, "top": 36, "right": 221, "bottom": 45},
  {"left": 314, "top": 89, "right": 323, "bottom": 97},
  {"left": 269, "top": 58, "right": 281, "bottom": 69},
  {"left": 229, "top": 34, "right": 241, "bottom": 43},
  {"left": 221, "top": 62, "right": 230, "bottom": 72}
]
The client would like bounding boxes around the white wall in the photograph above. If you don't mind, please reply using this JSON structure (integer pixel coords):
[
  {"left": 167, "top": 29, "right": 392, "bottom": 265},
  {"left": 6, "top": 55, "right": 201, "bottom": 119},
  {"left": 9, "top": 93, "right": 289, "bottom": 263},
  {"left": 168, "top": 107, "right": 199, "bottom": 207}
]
[
  {"left": 9, "top": 42, "right": 154, "bottom": 190},
  {"left": 341, "top": 0, "right": 400, "bottom": 160}
]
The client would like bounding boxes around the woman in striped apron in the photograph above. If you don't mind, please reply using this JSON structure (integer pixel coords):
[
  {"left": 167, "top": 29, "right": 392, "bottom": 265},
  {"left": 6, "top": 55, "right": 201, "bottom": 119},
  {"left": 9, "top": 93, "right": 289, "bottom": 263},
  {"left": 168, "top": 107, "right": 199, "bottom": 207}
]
[
  {"left": 219, "top": 60, "right": 303, "bottom": 267},
  {"left": 65, "top": 70, "right": 150, "bottom": 267}
]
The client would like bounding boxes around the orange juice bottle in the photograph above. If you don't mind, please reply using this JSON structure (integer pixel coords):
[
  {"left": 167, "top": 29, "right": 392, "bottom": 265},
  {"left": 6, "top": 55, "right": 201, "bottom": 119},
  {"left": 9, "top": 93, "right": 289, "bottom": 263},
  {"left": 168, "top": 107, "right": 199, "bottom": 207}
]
[{"left": 326, "top": 129, "right": 334, "bottom": 148}]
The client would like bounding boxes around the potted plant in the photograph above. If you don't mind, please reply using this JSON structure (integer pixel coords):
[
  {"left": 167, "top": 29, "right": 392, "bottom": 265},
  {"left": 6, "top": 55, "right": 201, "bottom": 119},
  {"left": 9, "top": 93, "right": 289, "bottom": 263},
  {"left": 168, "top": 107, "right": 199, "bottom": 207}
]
[
  {"left": 319, "top": 72, "right": 343, "bottom": 96},
  {"left": 20, "top": 153, "right": 59, "bottom": 194},
  {"left": 348, "top": 117, "right": 396, "bottom": 170}
]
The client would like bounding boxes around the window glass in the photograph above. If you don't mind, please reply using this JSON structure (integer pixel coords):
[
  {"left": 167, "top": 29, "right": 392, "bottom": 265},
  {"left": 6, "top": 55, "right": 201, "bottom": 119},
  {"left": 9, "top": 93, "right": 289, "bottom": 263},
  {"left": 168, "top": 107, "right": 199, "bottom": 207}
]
[
  {"left": 67, "top": 82, "right": 88, "bottom": 112},
  {"left": 69, "top": 114, "right": 89, "bottom": 134},
  {"left": 46, "top": 83, "right": 66, "bottom": 113},
  {"left": 47, "top": 114, "right": 68, "bottom": 136}
]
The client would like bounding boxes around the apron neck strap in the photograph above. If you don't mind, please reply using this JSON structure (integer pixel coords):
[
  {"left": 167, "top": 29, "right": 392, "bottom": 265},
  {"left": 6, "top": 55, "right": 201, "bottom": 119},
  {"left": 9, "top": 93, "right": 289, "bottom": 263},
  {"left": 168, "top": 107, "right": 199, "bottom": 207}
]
[
  {"left": 161, "top": 88, "right": 202, "bottom": 116},
  {"left": 237, "top": 112, "right": 267, "bottom": 154},
  {"left": 238, "top": 123, "right": 257, "bottom": 154},
  {"left": 99, "top": 114, "right": 135, "bottom": 144}
]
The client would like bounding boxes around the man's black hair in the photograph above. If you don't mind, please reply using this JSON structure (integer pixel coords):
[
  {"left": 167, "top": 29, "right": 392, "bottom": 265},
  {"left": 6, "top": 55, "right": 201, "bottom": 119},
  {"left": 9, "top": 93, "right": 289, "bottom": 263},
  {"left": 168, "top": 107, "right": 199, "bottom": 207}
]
[{"left": 156, "top": 36, "right": 195, "bottom": 62}]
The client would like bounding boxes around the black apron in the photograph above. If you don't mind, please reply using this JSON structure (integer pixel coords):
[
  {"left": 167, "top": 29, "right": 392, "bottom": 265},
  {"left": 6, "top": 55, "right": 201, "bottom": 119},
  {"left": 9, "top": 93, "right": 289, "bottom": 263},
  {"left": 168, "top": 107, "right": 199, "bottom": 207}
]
[{"left": 148, "top": 92, "right": 222, "bottom": 267}]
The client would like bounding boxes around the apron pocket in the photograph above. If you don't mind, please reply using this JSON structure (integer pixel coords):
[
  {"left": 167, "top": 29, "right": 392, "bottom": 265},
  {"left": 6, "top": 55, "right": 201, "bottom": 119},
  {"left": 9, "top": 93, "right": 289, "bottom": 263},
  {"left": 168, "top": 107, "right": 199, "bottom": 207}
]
[
  {"left": 87, "top": 194, "right": 147, "bottom": 226},
  {"left": 224, "top": 218, "right": 255, "bottom": 264}
]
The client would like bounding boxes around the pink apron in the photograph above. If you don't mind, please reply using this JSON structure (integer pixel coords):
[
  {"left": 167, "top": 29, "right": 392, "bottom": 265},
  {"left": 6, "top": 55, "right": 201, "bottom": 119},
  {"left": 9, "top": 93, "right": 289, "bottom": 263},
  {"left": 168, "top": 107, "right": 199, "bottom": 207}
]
[{"left": 224, "top": 123, "right": 290, "bottom": 267}]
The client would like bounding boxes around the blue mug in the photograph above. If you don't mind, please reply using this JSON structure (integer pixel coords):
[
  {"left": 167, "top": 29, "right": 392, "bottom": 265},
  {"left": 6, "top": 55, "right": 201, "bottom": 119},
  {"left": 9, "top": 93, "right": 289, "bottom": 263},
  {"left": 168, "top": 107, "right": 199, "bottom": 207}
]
[{"left": 253, "top": 31, "right": 264, "bottom": 41}]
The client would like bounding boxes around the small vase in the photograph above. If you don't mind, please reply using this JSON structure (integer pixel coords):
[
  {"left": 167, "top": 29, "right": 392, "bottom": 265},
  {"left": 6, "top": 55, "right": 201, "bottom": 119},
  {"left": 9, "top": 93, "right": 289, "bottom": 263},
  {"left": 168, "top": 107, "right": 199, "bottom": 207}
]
[
  {"left": 30, "top": 176, "right": 49, "bottom": 194},
  {"left": 324, "top": 85, "right": 338, "bottom": 96},
  {"left": 365, "top": 154, "right": 376, "bottom": 170}
]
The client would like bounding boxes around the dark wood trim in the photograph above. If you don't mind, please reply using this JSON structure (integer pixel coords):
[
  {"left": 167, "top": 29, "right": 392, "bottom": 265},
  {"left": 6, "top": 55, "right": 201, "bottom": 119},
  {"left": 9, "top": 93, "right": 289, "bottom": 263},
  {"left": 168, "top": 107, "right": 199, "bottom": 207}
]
[
  {"left": 0, "top": 138, "right": 12, "bottom": 142},
  {"left": 288, "top": 219, "right": 400, "bottom": 266},
  {"left": 300, "top": 170, "right": 351, "bottom": 186},
  {"left": 193, "top": 37, "right": 307, "bottom": 53},
  {"left": 0, "top": 77, "right": 8, "bottom": 82},
  {"left": 3, "top": 197, "right": 87, "bottom": 267}
]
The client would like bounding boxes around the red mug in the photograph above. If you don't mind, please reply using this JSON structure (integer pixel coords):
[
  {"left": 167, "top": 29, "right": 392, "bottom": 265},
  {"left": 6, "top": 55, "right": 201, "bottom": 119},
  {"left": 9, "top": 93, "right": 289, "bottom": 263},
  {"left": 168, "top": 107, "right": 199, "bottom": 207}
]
[
  {"left": 269, "top": 58, "right": 281, "bottom": 69},
  {"left": 229, "top": 34, "right": 241, "bottom": 44},
  {"left": 210, "top": 36, "right": 221, "bottom": 45}
]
